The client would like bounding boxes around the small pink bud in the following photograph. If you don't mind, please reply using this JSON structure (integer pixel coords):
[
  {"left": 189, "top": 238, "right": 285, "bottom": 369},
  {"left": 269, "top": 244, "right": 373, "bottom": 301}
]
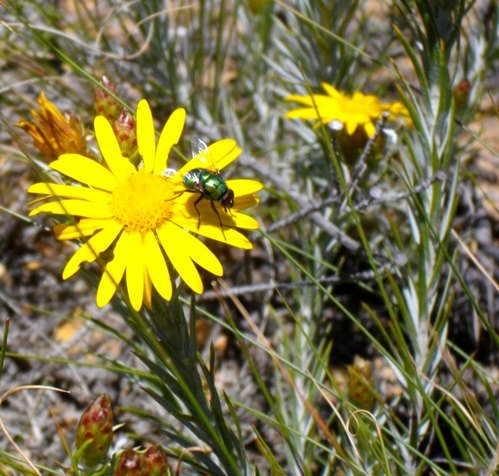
[
  {"left": 453, "top": 78, "right": 472, "bottom": 110},
  {"left": 94, "top": 75, "right": 121, "bottom": 122},
  {"left": 114, "top": 446, "right": 170, "bottom": 476},
  {"left": 114, "top": 449, "right": 143, "bottom": 476},
  {"left": 143, "top": 444, "right": 169, "bottom": 475},
  {"left": 76, "top": 394, "right": 113, "bottom": 466},
  {"left": 113, "top": 109, "right": 137, "bottom": 158}
]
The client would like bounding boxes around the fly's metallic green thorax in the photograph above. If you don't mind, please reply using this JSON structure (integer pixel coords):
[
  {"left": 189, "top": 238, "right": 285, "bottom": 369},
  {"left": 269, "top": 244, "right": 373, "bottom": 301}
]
[{"left": 183, "top": 168, "right": 234, "bottom": 210}]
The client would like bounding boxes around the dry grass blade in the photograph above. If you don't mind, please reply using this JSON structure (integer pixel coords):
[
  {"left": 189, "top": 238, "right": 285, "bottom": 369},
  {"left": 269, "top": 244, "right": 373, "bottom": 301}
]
[{"left": 0, "top": 385, "right": 70, "bottom": 475}]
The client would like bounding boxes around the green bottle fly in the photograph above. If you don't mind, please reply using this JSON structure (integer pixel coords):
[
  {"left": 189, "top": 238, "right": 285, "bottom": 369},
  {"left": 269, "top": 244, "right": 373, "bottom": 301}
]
[{"left": 183, "top": 168, "right": 234, "bottom": 233}]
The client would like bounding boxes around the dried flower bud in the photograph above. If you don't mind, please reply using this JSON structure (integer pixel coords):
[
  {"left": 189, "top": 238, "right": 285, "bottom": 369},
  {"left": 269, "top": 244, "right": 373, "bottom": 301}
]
[
  {"left": 347, "top": 356, "right": 374, "bottom": 410},
  {"left": 76, "top": 393, "right": 113, "bottom": 467},
  {"left": 16, "top": 92, "right": 86, "bottom": 160},
  {"left": 113, "top": 109, "right": 137, "bottom": 158},
  {"left": 114, "top": 445, "right": 170, "bottom": 476},
  {"left": 94, "top": 75, "right": 121, "bottom": 122}
]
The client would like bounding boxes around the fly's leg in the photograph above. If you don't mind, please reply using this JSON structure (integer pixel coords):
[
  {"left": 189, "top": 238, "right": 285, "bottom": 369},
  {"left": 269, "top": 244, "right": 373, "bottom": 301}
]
[
  {"left": 193, "top": 193, "right": 204, "bottom": 231},
  {"left": 164, "top": 189, "right": 192, "bottom": 202},
  {"left": 184, "top": 192, "right": 227, "bottom": 241},
  {"left": 224, "top": 206, "right": 236, "bottom": 219},
  {"left": 210, "top": 200, "right": 227, "bottom": 241}
]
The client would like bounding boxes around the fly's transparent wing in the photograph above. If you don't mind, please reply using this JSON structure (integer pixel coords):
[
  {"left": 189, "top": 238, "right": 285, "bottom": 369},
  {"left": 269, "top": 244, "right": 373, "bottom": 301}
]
[
  {"left": 190, "top": 137, "right": 208, "bottom": 157},
  {"left": 191, "top": 137, "right": 215, "bottom": 170}
]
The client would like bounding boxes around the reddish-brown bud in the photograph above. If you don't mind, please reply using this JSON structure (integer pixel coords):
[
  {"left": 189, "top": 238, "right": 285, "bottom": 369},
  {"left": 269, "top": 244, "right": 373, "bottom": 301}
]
[
  {"left": 453, "top": 78, "right": 472, "bottom": 110},
  {"left": 94, "top": 75, "right": 121, "bottom": 122},
  {"left": 114, "top": 445, "right": 170, "bottom": 476},
  {"left": 114, "top": 449, "right": 143, "bottom": 476},
  {"left": 76, "top": 394, "right": 113, "bottom": 466},
  {"left": 143, "top": 444, "right": 169, "bottom": 475},
  {"left": 113, "top": 109, "right": 137, "bottom": 158}
]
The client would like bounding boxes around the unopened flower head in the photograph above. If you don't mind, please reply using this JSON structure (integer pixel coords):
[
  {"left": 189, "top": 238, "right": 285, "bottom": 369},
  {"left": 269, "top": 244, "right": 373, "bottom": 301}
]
[
  {"left": 347, "top": 356, "right": 374, "bottom": 410},
  {"left": 113, "top": 109, "right": 137, "bottom": 158},
  {"left": 28, "top": 99, "right": 263, "bottom": 310},
  {"left": 285, "top": 83, "right": 411, "bottom": 137},
  {"left": 453, "top": 78, "right": 472, "bottom": 110},
  {"left": 76, "top": 394, "right": 113, "bottom": 467},
  {"left": 17, "top": 92, "right": 86, "bottom": 160},
  {"left": 94, "top": 75, "right": 121, "bottom": 122},
  {"left": 114, "top": 445, "right": 170, "bottom": 476}
]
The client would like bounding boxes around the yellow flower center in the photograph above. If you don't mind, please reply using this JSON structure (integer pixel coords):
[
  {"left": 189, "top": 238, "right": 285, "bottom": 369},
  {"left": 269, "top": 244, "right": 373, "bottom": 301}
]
[{"left": 109, "top": 171, "right": 175, "bottom": 234}]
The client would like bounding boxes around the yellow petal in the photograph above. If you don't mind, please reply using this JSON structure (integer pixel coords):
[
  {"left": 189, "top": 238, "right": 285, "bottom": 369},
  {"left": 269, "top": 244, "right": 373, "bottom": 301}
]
[
  {"left": 28, "top": 182, "right": 110, "bottom": 202},
  {"left": 172, "top": 197, "right": 231, "bottom": 231},
  {"left": 94, "top": 115, "right": 136, "bottom": 181},
  {"left": 96, "top": 232, "right": 128, "bottom": 308},
  {"left": 284, "top": 94, "right": 316, "bottom": 106},
  {"left": 229, "top": 211, "right": 259, "bottom": 230},
  {"left": 173, "top": 196, "right": 257, "bottom": 230},
  {"left": 27, "top": 195, "right": 51, "bottom": 208},
  {"left": 143, "top": 232, "right": 172, "bottom": 301},
  {"left": 284, "top": 108, "right": 321, "bottom": 120},
  {"left": 143, "top": 272, "right": 153, "bottom": 308},
  {"left": 210, "top": 139, "right": 241, "bottom": 171},
  {"left": 50, "top": 154, "right": 117, "bottom": 191},
  {"left": 30, "top": 199, "right": 112, "bottom": 218},
  {"left": 177, "top": 156, "right": 206, "bottom": 175},
  {"left": 226, "top": 179, "right": 264, "bottom": 196},
  {"left": 124, "top": 232, "right": 145, "bottom": 311},
  {"left": 321, "top": 83, "right": 341, "bottom": 98},
  {"left": 157, "top": 224, "right": 203, "bottom": 294},
  {"left": 234, "top": 195, "right": 260, "bottom": 210},
  {"left": 178, "top": 139, "right": 240, "bottom": 174},
  {"left": 154, "top": 108, "right": 186, "bottom": 174},
  {"left": 186, "top": 221, "right": 253, "bottom": 249},
  {"left": 169, "top": 224, "right": 223, "bottom": 275},
  {"left": 345, "top": 120, "right": 357, "bottom": 135},
  {"left": 137, "top": 99, "right": 155, "bottom": 173},
  {"left": 62, "top": 221, "right": 122, "bottom": 279},
  {"left": 54, "top": 218, "right": 112, "bottom": 240},
  {"left": 364, "top": 122, "right": 376, "bottom": 137}
]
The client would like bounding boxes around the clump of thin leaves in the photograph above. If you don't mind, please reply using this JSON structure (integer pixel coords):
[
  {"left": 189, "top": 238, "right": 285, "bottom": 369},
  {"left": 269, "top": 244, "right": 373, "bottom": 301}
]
[{"left": 0, "top": 0, "right": 497, "bottom": 475}]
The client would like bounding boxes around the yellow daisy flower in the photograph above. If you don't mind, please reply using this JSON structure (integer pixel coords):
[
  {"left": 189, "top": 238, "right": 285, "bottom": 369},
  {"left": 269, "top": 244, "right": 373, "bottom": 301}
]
[
  {"left": 285, "top": 83, "right": 411, "bottom": 137},
  {"left": 17, "top": 92, "right": 87, "bottom": 160},
  {"left": 28, "top": 99, "right": 263, "bottom": 311}
]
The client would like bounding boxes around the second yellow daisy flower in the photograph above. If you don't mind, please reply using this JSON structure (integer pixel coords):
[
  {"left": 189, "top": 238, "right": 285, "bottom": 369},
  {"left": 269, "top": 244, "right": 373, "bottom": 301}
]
[{"left": 285, "top": 83, "right": 411, "bottom": 137}]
